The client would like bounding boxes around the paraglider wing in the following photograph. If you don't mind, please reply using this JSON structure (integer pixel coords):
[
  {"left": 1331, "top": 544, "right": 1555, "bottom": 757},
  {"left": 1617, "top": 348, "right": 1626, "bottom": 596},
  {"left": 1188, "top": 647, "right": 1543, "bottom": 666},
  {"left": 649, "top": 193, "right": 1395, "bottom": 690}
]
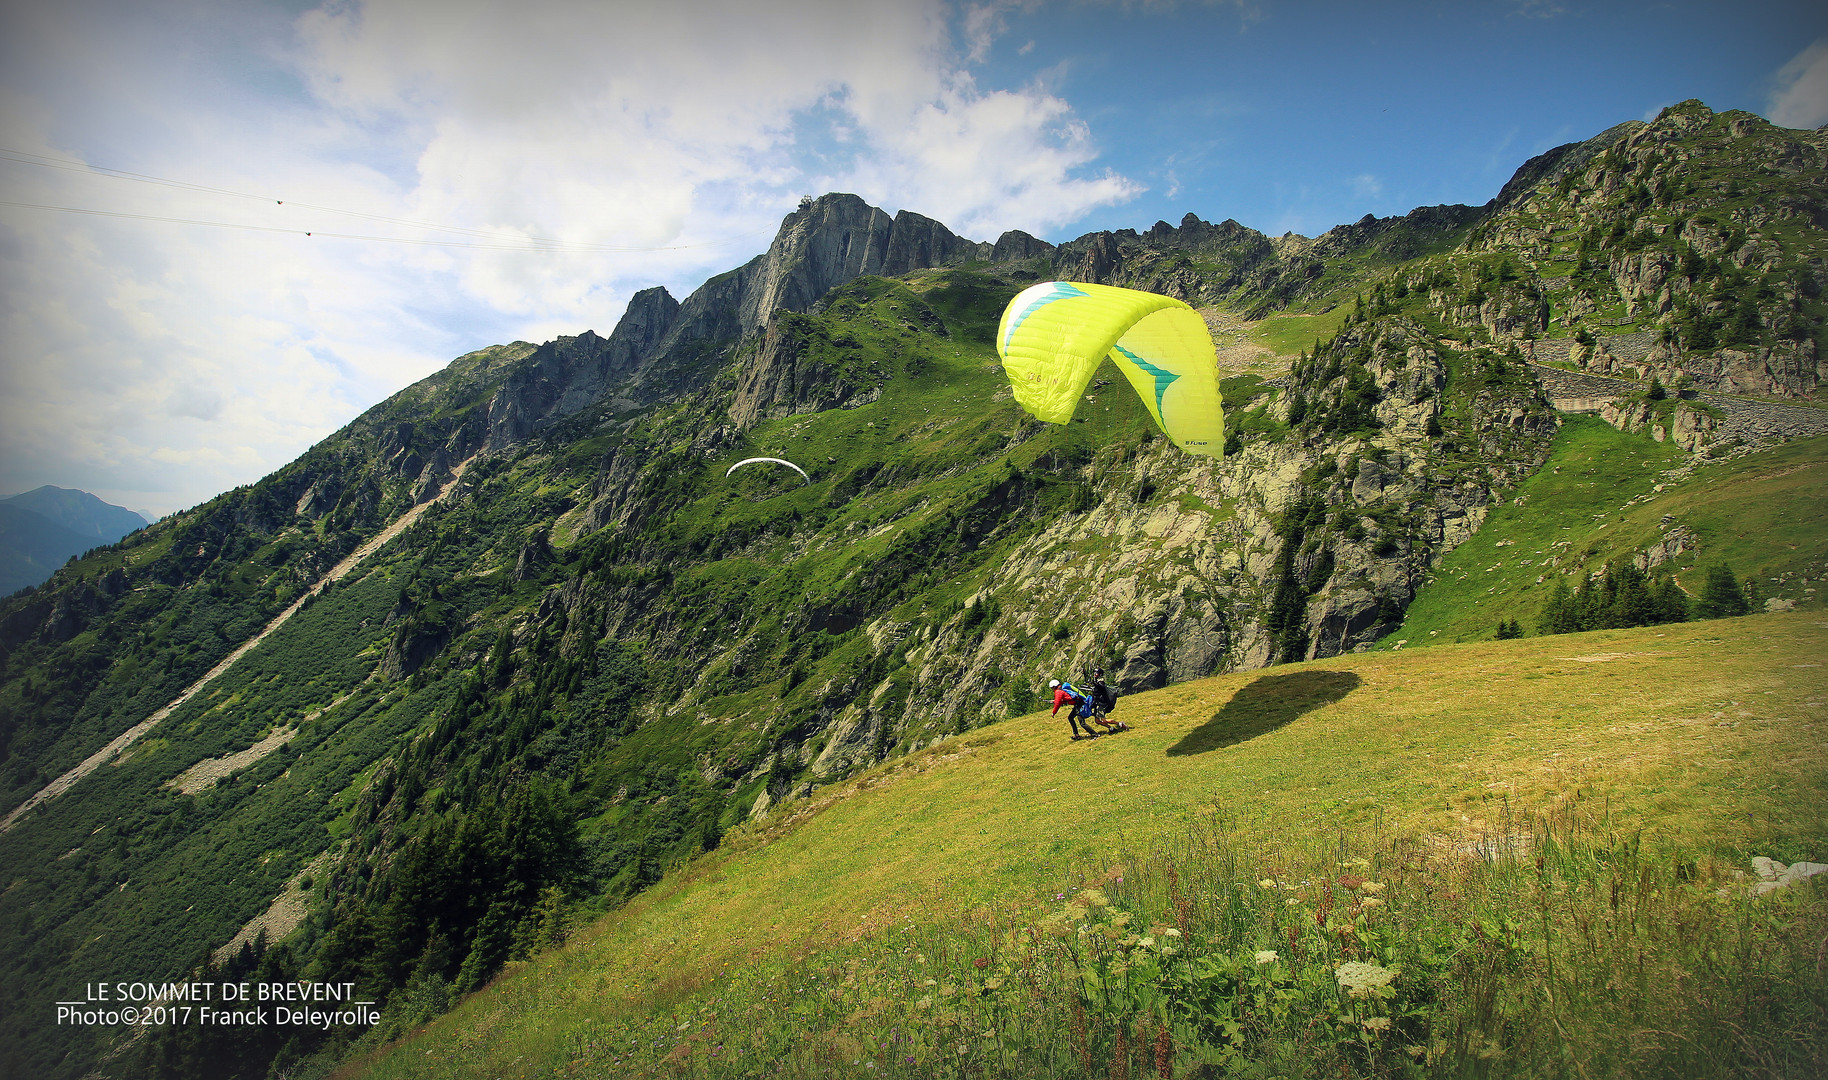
[
  {"left": 996, "top": 281, "right": 1224, "bottom": 456},
  {"left": 724, "top": 457, "right": 811, "bottom": 484}
]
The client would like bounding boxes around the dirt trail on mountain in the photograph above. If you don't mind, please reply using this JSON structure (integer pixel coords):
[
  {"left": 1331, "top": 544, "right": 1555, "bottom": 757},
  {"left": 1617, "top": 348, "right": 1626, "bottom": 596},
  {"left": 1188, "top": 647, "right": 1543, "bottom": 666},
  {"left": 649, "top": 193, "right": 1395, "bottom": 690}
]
[{"left": 0, "top": 458, "right": 477, "bottom": 833}]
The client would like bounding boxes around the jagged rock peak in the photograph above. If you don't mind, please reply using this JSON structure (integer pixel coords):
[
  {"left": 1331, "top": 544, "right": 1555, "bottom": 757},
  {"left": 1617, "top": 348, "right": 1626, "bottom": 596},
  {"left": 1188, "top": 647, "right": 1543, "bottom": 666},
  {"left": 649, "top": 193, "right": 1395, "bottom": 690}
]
[
  {"left": 736, "top": 193, "right": 985, "bottom": 332},
  {"left": 1492, "top": 118, "right": 1648, "bottom": 209},
  {"left": 991, "top": 229, "right": 1053, "bottom": 261},
  {"left": 737, "top": 194, "right": 895, "bottom": 330},
  {"left": 606, "top": 286, "right": 680, "bottom": 372}
]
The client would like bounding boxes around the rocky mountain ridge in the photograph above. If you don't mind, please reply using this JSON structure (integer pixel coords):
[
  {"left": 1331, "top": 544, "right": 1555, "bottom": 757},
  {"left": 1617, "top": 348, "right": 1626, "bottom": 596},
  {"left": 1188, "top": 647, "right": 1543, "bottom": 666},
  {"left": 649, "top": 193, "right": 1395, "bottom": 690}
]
[{"left": 1451, "top": 100, "right": 1827, "bottom": 399}]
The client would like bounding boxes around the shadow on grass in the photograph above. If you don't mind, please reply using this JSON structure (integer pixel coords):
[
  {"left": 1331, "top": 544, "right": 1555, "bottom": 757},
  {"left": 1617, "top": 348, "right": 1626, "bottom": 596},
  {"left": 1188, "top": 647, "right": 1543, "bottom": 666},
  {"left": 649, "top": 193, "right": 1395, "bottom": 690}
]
[{"left": 1165, "top": 670, "right": 1361, "bottom": 757}]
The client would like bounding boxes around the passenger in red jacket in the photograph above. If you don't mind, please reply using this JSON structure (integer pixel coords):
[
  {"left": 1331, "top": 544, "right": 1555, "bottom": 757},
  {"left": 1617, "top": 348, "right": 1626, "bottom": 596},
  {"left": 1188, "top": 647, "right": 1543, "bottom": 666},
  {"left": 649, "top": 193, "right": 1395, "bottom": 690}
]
[{"left": 1050, "top": 679, "right": 1100, "bottom": 739}]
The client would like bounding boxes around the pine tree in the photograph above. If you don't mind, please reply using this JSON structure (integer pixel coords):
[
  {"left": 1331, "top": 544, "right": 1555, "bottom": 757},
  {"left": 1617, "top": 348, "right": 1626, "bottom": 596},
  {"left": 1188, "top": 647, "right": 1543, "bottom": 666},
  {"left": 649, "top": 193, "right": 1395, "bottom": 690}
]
[
  {"left": 1538, "top": 577, "right": 1580, "bottom": 635},
  {"left": 1651, "top": 574, "right": 1690, "bottom": 623},
  {"left": 1607, "top": 561, "right": 1656, "bottom": 627},
  {"left": 1696, "top": 564, "right": 1750, "bottom": 618},
  {"left": 1572, "top": 574, "right": 1605, "bottom": 630}
]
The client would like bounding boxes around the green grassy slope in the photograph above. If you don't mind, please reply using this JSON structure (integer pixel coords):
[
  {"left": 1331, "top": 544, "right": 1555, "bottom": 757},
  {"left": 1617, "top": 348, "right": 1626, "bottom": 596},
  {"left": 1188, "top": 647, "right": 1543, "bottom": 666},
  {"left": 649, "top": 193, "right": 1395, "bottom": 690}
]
[
  {"left": 1390, "top": 421, "right": 1828, "bottom": 645},
  {"left": 0, "top": 269, "right": 1184, "bottom": 1080},
  {"left": 347, "top": 613, "right": 1828, "bottom": 1078}
]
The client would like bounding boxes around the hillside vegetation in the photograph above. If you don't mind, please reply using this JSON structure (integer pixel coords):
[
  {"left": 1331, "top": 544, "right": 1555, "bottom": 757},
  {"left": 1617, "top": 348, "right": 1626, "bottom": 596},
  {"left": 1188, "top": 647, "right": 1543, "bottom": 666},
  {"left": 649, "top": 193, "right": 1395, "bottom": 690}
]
[
  {"left": 1391, "top": 424, "right": 1828, "bottom": 645},
  {"left": 347, "top": 613, "right": 1828, "bottom": 1079}
]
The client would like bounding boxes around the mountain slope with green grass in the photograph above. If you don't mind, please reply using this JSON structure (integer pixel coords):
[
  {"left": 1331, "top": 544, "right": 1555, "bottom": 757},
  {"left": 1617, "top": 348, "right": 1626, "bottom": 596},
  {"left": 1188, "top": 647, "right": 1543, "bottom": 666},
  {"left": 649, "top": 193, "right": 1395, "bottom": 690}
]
[
  {"left": 1390, "top": 422, "right": 1828, "bottom": 647},
  {"left": 343, "top": 613, "right": 1828, "bottom": 1079}
]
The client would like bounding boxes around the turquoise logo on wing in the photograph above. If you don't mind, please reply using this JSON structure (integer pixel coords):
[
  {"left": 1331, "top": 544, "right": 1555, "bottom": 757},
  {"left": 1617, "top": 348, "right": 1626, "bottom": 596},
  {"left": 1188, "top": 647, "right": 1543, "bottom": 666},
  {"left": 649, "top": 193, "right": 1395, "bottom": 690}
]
[
  {"left": 1114, "top": 344, "right": 1180, "bottom": 419},
  {"left": 1003, "top": 282, "right": 1089, "bottom": 348}
]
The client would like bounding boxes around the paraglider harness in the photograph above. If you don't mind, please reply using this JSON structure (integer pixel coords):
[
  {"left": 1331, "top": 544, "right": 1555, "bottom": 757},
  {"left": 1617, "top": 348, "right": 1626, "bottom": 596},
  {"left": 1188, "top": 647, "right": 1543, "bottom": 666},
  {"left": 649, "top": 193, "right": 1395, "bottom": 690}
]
[
  {"left": 1060, "top": 681, "right": 1123, "bottom": 729},
  {"left": 1063, "top": 679, "right": 1125, "bottom": 731}
]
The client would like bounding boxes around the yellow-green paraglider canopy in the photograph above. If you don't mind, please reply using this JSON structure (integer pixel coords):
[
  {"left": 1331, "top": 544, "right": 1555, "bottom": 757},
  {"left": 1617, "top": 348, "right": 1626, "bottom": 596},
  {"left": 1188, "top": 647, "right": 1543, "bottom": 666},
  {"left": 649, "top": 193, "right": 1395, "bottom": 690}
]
[{"left": 996, "top": 280, "right": 1224, "bottom": 455}]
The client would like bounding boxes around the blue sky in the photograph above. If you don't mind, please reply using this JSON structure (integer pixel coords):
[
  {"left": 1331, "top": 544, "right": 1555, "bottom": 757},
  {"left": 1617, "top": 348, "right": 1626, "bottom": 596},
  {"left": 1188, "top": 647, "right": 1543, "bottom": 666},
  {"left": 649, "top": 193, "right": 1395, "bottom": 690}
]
[
  {"left": 985, "top": 0, "right": 1828, "bottom": 237},
  {"left": 1, "top": 0, "right": 1824, "bottom": 515}
]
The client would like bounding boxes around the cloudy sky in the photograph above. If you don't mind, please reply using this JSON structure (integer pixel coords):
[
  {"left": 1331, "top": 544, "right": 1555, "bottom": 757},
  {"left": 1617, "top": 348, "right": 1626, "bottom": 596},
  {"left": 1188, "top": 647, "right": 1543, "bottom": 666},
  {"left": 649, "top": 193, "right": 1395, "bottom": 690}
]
[{"left": 2, "top": 0, "right": 1824, "bottom": 517}]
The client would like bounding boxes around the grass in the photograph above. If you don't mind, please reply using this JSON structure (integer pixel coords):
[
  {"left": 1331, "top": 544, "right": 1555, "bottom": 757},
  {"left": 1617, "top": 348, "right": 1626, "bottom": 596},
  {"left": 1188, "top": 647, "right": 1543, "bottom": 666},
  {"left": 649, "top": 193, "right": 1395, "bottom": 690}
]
[
  {"left": 341, "top": 612, "right": 1828, "bottom": 1078},
  {"left": 1248, "top": 306, "right": 1355, "bottom": 357},
  {"left": 1390, "top": 420, "right": 1828, "bottom": 646}
]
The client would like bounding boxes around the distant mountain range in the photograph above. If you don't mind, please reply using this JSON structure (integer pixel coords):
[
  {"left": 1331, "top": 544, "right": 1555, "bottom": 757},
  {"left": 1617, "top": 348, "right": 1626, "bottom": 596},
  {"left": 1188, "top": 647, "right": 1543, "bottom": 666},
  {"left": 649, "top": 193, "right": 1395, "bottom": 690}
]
[{"left": 0, "top": 487, "right": 146, "bottom": 596}]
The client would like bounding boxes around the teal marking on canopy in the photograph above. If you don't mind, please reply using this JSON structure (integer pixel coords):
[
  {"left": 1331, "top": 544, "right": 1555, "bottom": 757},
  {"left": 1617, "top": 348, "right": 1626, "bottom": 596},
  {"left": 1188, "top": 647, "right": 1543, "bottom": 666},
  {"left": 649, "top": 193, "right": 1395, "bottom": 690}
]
[
  {"left": 1114, "top": 344, "right": 1181, "bottom": 419},
  {"left": 1002, "top": 281, "right": 1089, "bottom": 348}
]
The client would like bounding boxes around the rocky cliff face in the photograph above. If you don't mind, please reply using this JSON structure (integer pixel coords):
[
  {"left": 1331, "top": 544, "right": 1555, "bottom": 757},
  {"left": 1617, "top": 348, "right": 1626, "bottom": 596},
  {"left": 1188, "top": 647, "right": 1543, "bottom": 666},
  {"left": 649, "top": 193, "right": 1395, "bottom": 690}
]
[{"left": 727, "top": 312, "right": 888, "bottom": 429}]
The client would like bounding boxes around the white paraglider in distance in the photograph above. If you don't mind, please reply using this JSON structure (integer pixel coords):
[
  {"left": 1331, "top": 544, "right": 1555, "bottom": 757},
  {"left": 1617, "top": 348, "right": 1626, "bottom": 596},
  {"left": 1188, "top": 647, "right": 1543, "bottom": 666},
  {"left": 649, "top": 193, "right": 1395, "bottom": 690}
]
[{"left": 724, "top": 457, "right": 811, "bottom": 484}]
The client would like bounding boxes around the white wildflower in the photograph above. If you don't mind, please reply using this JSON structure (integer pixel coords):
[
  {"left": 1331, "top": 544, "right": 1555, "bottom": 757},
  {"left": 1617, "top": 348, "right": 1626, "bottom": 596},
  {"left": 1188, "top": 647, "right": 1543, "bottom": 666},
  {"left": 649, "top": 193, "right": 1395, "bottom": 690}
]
[
  {"left": 1254, "top": 950, "right": 1278, "bottom": 965},
  {"left": 1361, "top": 1016, "right": 1393, "bottom": 1033},
  {"left": 1335, "top": 961, "right": 1398, "bottom": 998}
]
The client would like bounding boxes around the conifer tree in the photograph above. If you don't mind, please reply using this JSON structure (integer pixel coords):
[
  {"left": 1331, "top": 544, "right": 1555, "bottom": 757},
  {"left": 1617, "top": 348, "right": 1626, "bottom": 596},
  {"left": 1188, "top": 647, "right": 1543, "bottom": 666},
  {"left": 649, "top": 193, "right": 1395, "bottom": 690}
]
[
  {"left": 1696, "top": 564, "right": 1750, "bottom": 618},
  {"left": 1651, "top": 574, "right": 1690, "bottom": 623},
  {"left": 1607, "top": 561, "right": 1655, "bottom": 627},
  {"left": 1538, "top": 577, "right": 1578, "bottom": 635}
]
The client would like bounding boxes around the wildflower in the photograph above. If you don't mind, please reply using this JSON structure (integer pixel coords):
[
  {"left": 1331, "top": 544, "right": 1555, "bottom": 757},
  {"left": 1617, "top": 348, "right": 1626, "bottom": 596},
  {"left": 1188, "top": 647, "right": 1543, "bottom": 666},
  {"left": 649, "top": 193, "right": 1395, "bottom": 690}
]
[
  {"left": 1163, "top": 928, "right": 1182, "bottom": 938},
  {"left": 972, "top": 957, "right": 990, "bottom": 969},
  {"left": 1258, "top": 878, "right": 1277, "bottom": 888},
  {"left": 1080, "top": 887, "right": 1110, "bottom": 908},
  {"left": 1138, "top": 936, "right": 1156, "bottom": 949},
  {"left": 1360, "top": 897, "right": 1384, "bottom": 910},
  {"left": 1285, "top": 897, "right": 1302, "bottom": 906},
  {"left": 1361, "top": 1016, "right": 1393, "bottom": 1033},
  {"left": 1335, "top": 961, "right": 1397, "bottom": 998},
  {"left": 1361, "top": 881, "right": 1386, "bottom": 894},
  {"left": 1254, "top": 950, "right": 1278, "bottom": 965}
]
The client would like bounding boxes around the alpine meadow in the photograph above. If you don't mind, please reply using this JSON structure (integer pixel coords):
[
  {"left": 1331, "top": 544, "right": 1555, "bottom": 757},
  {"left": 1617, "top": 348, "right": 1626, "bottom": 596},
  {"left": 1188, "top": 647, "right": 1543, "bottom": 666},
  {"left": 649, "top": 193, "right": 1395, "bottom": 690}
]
[{"left": 2, "top": 100, "right": 1826, "bottom": 1079}]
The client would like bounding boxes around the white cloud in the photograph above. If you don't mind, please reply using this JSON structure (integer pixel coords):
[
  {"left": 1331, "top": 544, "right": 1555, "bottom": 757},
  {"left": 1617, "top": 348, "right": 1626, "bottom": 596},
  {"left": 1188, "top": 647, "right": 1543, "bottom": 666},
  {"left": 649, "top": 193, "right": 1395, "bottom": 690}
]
[
  {"left": 0, "top": 0, "right": 1140, "bottom": 515},
  {"left": 1769, "top": 38, "right": 1828, "bottom": 130}
]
